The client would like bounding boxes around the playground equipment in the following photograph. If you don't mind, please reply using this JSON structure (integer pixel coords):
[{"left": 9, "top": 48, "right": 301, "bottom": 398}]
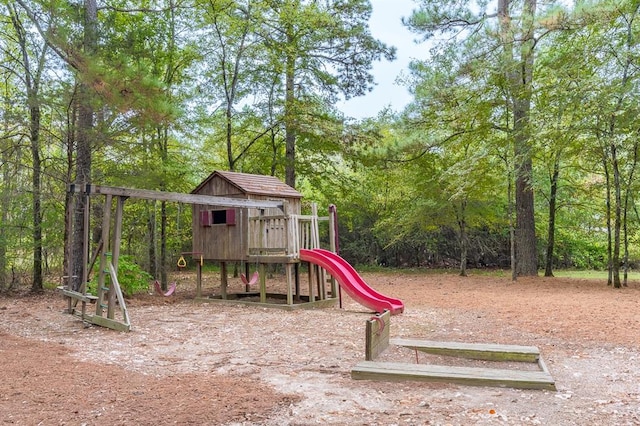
[
  {"left": 300, "top": 249, "right": 404, "bottom": 315},
  {"left": 240, "top": 271, "right": 259, "bottom": 286},
  {"left": 153, "top": 280, "right": 177, "bottom": 297},
  {"left": 60, "top": 171, "right": 404, "bottom": 331},
  {"left": 351, "top": 311, "right": 556, "bottom": 390}
]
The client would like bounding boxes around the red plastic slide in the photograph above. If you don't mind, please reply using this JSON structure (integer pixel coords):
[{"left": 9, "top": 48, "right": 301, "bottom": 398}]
[{"left": 300, "top": 248, "right": 404, "bottom": 315}]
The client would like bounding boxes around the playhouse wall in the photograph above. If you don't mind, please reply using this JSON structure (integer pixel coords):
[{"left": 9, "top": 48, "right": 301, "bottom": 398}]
[{"left": 191, "top": 175, "right": 301, "bottom": 262}]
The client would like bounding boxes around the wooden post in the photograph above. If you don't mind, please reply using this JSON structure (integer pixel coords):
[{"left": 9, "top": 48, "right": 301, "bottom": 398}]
[
  {"left": 244, "top": 262, "right": 251, "bottom": 293},
  {"left": 196, "top": 260, "right": 202, "bottom": 298},
  {"left": 365, "top": 310, "right": 391, "bottom": 361},
  {"left": 259, "top": 263, "right": 266, "bottom": 303},
  {"left": 294, "top": 263, "right": 300, "bottom": 301},
  {"left": 328, "top": 205, "right": 338, "bottom": 299},
  {"left": 82, "top": 190, "right": 90, "bottom": 290},
  {"left": 96, "top": 195, "right": 112, "bottom": 317},
  {"left": 286, "top": 263, "right": 294, "bottom": 306},
  {"left": 108, "top": 196, "right": 125, "bottom": 319},
  {"left": 220, "top": 262, "right": 227, "bottom": 299},
  {"left": 307, "top": 263, "right": 315, "bottom": 303}
]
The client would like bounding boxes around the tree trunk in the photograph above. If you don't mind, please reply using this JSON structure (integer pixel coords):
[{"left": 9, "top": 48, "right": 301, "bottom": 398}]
[
  {"left": 70, "top": 0, "right": 97, "bottom": 291},
  {"left": 63, "top": 97, "right": 77, "bottom": 283},
  {"left": 611, "top": 142, "right": 622, "bottom": 288},
  {"left": 284, "top": 30, "right": 297, "bottom": 188},
  {"left": 508, "top": 162, "right": 517, "bottom": 281},
  {"left": 30, "top": 104, "right": 43, "bottom": 292},
  {"left": 147, "top": 202, "right": 157, "bottom": 278},
  {"left": 544, "top": 157, "right": 560, "bottom": 277},
  {"left": 621, "top": 142, "right": 637, "bottom": 287},
  {"left": 499, "top": 0, "right": 538, "bottom": 276},
  {"left": 0, "top": 113, "right": 10, "bottom": 290},
  {"left": 457, "top": 200, "right": 468, "bottom": 277},
  {"left": 161, "top": 200, "right": 168, "bottom": 290},
  {"left": 10, "top": 3, "right": 44, "bottom": 291},
  {"left": 602, "top": 152, "right": 613, "bottom": 285}
]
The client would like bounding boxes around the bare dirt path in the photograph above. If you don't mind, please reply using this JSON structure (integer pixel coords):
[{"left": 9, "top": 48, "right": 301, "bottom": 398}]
[{"left": 1, "top": 272, "right": 639, "bottom": 425}]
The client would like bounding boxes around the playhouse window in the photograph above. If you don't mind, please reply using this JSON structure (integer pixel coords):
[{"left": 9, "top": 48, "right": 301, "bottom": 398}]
[{"left": 201, "top": 209, "right": 236, "bottom": 226}]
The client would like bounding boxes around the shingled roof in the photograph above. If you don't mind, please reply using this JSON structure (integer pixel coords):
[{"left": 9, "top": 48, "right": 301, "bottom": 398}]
[{"left": 192, "top": 170, "right": 302, "bottom": 199}]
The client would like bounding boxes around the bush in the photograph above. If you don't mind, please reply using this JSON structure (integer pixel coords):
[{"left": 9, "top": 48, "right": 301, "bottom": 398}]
[{"left": 88, "top": 255, "right": 152, "bottom": 297}]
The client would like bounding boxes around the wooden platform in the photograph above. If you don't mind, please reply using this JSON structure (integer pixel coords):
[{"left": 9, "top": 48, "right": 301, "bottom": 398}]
[
  {"left": 390, "top": 338, "right": 541, "bottom": 362},
  {"left": 195, "top": 294, "right": 338, "bottom": 311},
  {"left": 352, "top": 310, "right": 556, "bottom": 391},
  {"left": 351, "top": 361, "right": 556, "bottom": 390}
]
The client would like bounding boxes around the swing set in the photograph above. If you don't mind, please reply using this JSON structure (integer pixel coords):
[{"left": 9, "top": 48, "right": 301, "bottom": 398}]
[{"left": 60, "top": 183, "right": 285, "bottom": 332}]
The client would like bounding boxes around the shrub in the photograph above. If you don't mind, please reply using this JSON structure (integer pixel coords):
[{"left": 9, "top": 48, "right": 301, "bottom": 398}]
[{"left": 88, "top": 255, "right": 152, "bottom": 297}]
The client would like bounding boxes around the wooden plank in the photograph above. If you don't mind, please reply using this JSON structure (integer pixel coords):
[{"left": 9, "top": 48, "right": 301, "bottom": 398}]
[
  {"left": 351, "top": 361, "right": 556, "bottom": 391},
  {"left": 90, "top": 315, "right": 131, "bottom": 332},
  {"left": 60, "top": 289, "right": 98, "bottom": 304},
  {"left": 70, "top": 184, "right": 284, "bottom": 210},
  {"left": 259, "top": 263, "right": 266, "bottom": 303},
  {"left": 366, "top": 310, "right": 391, "bottom": 361},
  {"left": 390, "top": 339, "right": 540, "bottom": 363},
  {"left": 107, "top": 261, "right": 130, "bottom": 327}
]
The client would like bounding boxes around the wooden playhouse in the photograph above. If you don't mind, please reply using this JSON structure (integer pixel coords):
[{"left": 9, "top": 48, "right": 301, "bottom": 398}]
[{"left": 190, "top": 170, "right": 338, "bottom": 308}]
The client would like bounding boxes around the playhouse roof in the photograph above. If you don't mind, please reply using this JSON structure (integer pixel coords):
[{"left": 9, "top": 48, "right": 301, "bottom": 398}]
[{"left": 193, "top": 170, "right": 303, "bottom": 199}]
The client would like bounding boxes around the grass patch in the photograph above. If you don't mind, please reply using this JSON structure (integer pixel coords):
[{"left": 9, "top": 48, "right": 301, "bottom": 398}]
[{"left": 552, "top": 269, "right": 640, "bottom": 280}]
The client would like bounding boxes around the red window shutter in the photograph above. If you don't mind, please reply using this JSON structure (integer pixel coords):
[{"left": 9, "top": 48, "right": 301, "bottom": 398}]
[
  {"left": 226, "top": 209, "right": 236, "bottom": 226},
  {"left": 200, "top": 210, "right": 212, "bottom": 226}
]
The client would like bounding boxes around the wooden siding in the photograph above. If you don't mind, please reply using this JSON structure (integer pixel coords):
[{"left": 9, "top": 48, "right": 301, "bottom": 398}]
[{"left": 192, "top": 172, "right": 301, "bottom": 261}]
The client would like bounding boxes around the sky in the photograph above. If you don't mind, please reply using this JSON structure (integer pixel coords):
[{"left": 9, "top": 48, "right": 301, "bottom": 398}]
[{"left": 338, "top": 0, "right": 423, "bottom": 119}]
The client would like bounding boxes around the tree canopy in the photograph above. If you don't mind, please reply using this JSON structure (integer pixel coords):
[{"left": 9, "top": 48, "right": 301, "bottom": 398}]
[{"left": 1, "top": 0, "right": 639, "bottom": 292}]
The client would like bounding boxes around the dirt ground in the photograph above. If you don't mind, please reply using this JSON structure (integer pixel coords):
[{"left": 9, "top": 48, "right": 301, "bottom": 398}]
[{"left": 1, "top": 270, "right": 640, "bottom": 425}]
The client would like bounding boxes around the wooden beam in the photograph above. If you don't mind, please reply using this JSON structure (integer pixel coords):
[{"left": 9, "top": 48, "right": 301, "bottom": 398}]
[
  {"left": 351, "top": 361, "right": 556, "bottom": 391},
  {"left": 366, "top": 310, "right": 391, "bottom": 361},
  {"left": 90, "top": 314, "right": 131, "bottom": 332},
  {"left": 60, "top": 288, "right": 98, "bottom": 304},
  {"left": 69, "top": 184, "right": 284, "bottom": 210},
  {"left": 390, "top": 339, "right": 540, "bottom": 363}
]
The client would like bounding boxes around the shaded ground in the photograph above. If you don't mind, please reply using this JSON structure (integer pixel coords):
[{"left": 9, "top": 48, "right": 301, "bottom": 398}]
[{"left": 1, "top": 271, "right": 639, "bottom": 425}]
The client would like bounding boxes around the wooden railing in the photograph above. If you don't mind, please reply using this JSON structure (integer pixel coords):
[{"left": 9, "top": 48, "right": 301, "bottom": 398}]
[{"left": 247, "top": 204, "right": 325, "bottom": 259}]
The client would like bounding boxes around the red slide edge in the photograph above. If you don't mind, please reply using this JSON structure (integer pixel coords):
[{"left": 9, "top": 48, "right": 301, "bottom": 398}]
[{"left": 300, "top": 249, "right": 404, "bottom": 315}]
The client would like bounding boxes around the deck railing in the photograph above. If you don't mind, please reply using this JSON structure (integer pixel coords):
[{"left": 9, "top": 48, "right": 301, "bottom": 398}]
[{"left": 247, "top": 204, "right": 324, "bottom": 259}]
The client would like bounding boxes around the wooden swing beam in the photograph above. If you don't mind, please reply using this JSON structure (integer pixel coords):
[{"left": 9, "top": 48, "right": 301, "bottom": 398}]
[{"left": 69, "top": 184, "right": 285, "bottom": 210}]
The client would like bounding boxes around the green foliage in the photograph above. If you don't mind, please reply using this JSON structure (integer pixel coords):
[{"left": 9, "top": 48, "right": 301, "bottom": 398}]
[
  {"left": 114, "top": 256, "right": 153, "bottom": 297},
  {"left": 89, "top": 256, "right": 152, "bottom": 297},
  {"left": 5, "top": 0, "right": 640, "bottom": 293}
]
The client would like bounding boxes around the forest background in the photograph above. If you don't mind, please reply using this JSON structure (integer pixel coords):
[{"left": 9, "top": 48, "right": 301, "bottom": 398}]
[{"left": 1, "top": 0, "right": 638, "bottom": 294}]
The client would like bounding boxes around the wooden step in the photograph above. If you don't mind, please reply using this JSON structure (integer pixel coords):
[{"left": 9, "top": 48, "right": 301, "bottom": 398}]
[
  {"left": 390, "top": 338, "right": 540, "bottom": 362},
  {"left": 351, "top": 361, "right": 556, "bottom": 391},
  {"left": 59, "top": 287, "right": 99, "bottom": 304}
]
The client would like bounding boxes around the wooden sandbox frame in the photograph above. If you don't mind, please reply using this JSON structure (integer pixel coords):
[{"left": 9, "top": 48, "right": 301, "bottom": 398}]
[{"left": 351, "top": 311, "right": 556, "bottom": 391}]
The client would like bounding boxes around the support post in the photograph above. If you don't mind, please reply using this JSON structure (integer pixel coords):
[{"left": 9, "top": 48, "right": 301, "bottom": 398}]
[
  {"left": 97, "top": 195, "right": 112, "bottom": 317},
  {"left": 307, "top": 263, "right": 316, "bottom": 303},
  {"left": 220, "top": 262, "right": 227, "bottom": 299},
  {"left": 81, "top": 188, "right": 90, "bottom": 293},
  {"left": 196, "top": 261, "right": 202, "bottom": 298},
  {"left": 259, "top": 263, "right": 266, "bottom": 303},
  {"left": 286, "top": 263, "right": 294, "bottom": 306},
  {"left": 108, "top": 196, "right": 125, "bottom": 319}
]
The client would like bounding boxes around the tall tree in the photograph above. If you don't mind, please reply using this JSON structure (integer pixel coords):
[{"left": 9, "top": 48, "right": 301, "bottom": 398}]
[
  {"left": 257, "top": 0, "right": 395, "bottom": 188},
  {"left": 405, "top": 0, "right": 572, "bottom": 276},
  {"left": 70, "top": 0, "right": 97, "bottom": 290},
  {"left": 7, "top": 3, "right": 49, "bottom": 291}
]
